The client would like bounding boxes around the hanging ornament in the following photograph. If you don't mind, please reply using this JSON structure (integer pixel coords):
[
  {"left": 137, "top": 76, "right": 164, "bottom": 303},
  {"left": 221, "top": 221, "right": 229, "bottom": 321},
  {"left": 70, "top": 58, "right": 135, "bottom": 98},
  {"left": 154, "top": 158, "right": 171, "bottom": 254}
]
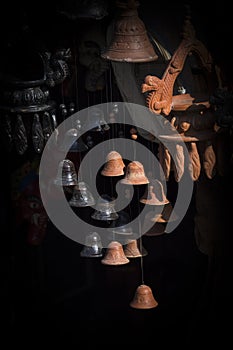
[
  {"left": 130, "top": 284, "right": 158, "bottom": 309},
  {"left": 140, "top": 179, "right": 169, "bottom": 205},
  {"left": 80, "top": 232, "right": 103, "bottom": 258},
  {"left": 101, "top": 241, "right": 129, "bottom": 265},
  {"left": 120, "top": 161, "right": 149, "bottom": 185},
  {"left": 69, "top": 181, "right": 95, "bottom": 207},
  {"left": 101, "top": 0, "right": 158, "bottom": 62},
  {"left": 54, "top": 159, "right": 78, "bottom": 186},
  {"left": 101, "top": 151, "right": 125, "bottom": 176}
]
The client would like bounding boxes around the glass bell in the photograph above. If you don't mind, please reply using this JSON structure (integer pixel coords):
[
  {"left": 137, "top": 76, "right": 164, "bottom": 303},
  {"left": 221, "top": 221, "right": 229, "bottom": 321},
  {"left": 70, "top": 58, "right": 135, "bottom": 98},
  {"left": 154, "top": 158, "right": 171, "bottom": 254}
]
[
  {"left": 53, "top": 159, "right": 78, "bottom": 186},
  {"left": 91, "top": 194, "right": 119, "bottom": 221},
  {"left": 80, "top": 231, "right": 103, "bottom": 258},
  {"left": 69, "top": 181, "right": 96, "bottom": 207}
]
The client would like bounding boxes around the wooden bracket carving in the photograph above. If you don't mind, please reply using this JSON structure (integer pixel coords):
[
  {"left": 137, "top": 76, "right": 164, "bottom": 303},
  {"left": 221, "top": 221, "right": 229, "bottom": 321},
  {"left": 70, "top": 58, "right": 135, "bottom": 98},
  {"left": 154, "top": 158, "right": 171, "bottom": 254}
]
[{"left": 141, "top": 16, "right": 213, "bottom": 115}]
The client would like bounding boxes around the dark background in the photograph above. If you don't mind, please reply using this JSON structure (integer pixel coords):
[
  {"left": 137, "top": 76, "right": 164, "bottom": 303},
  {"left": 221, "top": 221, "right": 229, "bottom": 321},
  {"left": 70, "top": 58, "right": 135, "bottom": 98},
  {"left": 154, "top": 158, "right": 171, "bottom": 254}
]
[{"left": 0, "top": 1, "right": 232, "bottom": 348}]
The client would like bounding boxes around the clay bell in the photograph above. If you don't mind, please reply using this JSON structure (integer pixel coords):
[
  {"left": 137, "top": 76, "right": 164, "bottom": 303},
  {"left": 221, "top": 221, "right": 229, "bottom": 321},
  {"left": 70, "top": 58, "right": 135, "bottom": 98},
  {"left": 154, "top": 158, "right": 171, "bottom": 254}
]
[
  {"left": 130, "top": 284, "right": 158, "bottom": 309},
  {"left": 69, "top": 181, "right": 95, "bottom": 207},
  {"left": 142, "top": 214, "right": 165, "bottom": 236},
  {"left": 91, "top": 195, "right": 119, "bottom": 221},
  {"left": 101, "top": 241, "right": 129, "bottom": 265},
  {"left": 124, "top": 239, "right": 147, "bottom": 258},
  {"left": 140, "top": 179, "right": 169, "bottom": 205},
  {"left": 101, "top": 151, "right": 125, "bottom": 176},
  {"left": 54, "top": 159, "right": 78, "bottom": 186},
  {"left": 101, "top": 0, "right": 158, "bottom": 62},
  {"left": 120, "top": 161, "right": 149, "bottom": 185}
]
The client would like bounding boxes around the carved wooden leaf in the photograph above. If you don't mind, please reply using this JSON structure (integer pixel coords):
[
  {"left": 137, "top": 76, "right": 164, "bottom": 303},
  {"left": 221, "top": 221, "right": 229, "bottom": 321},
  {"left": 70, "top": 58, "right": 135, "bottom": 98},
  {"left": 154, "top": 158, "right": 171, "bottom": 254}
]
[
  {"left": 203, "top": 141, "right": 216, "bottom": 179},
  {"left": 157, "top": 142, "right": 171, "bottom": 180},
  {"left": 188, "top": 142, "right": 201, "bottom": 181},
  {"left": 173, "top": 144, "right": 184, "bottom": 182}
]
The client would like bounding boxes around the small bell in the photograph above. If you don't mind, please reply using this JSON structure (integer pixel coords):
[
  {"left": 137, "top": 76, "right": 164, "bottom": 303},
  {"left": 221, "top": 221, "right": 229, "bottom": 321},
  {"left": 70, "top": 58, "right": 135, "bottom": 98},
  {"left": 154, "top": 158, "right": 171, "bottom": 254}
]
[
  {"left": 59, "top": 128, "right": 88, "bottom": 153},
  {"left": 84, "top": 107, "right": 109, "bottom": 132},
  {"left": 124, "top": 239, "right": 146, "bottom": 258},
  {"left": 80, "top": 232, "right": 103, "bottom": 258},
  {"left": 91, "top": 194, "right": 119, "bottom": 221},
  {"left": 101, "top": 241, "right": 129, "bottom": 265},
  {"left": 130, "top": 284, "right": 158, "bottom": 309},
  {"left": 120, "top": 161, "right": 149, "bottom": 185},
  {"left": 54, "top": 159, "right": 78, "bottom": 186},
  {"left": 101, "top": 151, "right": 125, "bottom": 176},
  {"left": 69, "top": 181, "right": 96, "bottom": 207},
  {"left": 140, "top": 179, "right": 169, "bottom": 205}
]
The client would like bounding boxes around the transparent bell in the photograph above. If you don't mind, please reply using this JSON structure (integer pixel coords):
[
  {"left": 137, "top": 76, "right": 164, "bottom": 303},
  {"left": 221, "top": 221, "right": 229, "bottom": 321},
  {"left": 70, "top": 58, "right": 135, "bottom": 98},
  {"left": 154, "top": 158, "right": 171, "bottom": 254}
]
[
  {"left": 84, "top": 107, "right": 109, "bottom": 132},
  {"left": 69, "top": 181, "right": 96, "bottom": 207},
  {"left": 54, "top": 159, "right": 78, "bottom": 186},
  {"left": 91, "top": 194, "right": 119, "bottom": 221},
  {"left": 80, "top": 232, "right": 103, "bottom": 258},
  {"left": 59, "top": 128, "right": 88, "bottom": 153}
]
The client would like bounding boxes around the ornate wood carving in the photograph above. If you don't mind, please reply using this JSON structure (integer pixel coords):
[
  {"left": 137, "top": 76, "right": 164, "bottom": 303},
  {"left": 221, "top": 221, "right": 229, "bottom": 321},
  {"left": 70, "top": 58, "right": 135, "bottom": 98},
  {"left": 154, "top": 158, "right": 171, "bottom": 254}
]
[{"left": 141, "top": 16, "right": 212, "bottom": 115}]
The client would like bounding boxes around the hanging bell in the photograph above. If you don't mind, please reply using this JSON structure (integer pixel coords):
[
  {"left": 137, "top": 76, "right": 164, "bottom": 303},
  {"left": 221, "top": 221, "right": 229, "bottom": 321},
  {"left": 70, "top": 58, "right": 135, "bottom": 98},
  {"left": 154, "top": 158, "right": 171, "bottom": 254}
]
[
  {"left": 101, "top": 241, "right": 129, "bottom": 265},
  {"left": 124, "top": 239, "right": 146, "bottom": 258},
  {"left": 54, "top": 159, "right": 78, "bottom": 186},
  {"left": 101, "top": 151, "right": 125, "bottom": 176},
  {"left": 140, "top": 179, "right": 169, "bottom": 205},
  {"left": 69, "top": 181, "right": 96, "bottom": 207},
  {"left": 59, "top": 128, "right": 88, "bottom": 153},
  {"left": 80, "top": 231, "right": 103, "bottom": 258},
  {"left": 120, "top": 161, "right": 149, "bottom": 185},
  {"left": 130, "top": 284, "right": 158, "bottom": 309},
  {"left": 84, "top": 107, "right": 109, "bottom": 132},
  {"left": 101, "top": 0, "right": 158, "bottom": 62},
  {"left": 91, "top": 194, "right": 119, "bottom": 221},
  {"left": 142, "top": 211, "right": 166, "bottom": 236}
]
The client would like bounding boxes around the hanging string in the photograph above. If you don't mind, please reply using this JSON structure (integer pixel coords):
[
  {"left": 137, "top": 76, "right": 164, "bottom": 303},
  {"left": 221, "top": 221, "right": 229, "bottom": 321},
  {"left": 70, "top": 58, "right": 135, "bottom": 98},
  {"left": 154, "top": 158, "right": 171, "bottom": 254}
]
[
  {"left": 73, "top": 33, "right": 83, "bottom": 182},
  {"left": 136, "top": 185, "right": 144, "bottom": 285}
]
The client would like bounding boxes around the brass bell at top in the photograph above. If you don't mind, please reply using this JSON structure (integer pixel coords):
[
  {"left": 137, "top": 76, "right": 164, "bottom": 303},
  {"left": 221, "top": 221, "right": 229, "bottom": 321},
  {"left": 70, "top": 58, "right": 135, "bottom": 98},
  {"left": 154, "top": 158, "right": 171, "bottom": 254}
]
[
  {"left": 54, "top": 159, "right": 78, "bottom": 186},
  {"left": 120, "top": 161, "right": 149, "bottom": 185},
  {"left": 101, "top": 0, "right": 158, "bottom": 62},
  {"left": 101, "top": 151, "right": 125, "bottom": 176}
]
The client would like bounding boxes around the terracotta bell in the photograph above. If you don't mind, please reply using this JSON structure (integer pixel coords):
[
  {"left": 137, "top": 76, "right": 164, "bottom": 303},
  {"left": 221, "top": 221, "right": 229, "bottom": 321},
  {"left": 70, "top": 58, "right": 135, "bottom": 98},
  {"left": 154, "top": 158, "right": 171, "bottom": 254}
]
[
  {"left": 69, "top": 181, "right": 95, "bottom": 207},
  {"left": 140, "top": 179, "right": 169, "bottom": 205},
  {"left": 124, "top": 239, "right": 147, "bottom": 258},
  {"left": 130, "top": 284, "right": 158, "bottom": 309},
  {"left": 142, "top": 212, "right": 166, "bottom": 236},
  {"left": 101, "top": 151, "right": 125, "bottom": 176},
  {"left": 101, "top": 241, "right": 130, "bottom": 265},
  {"left": 80, "top": 232, "right": 103, "bottom": 258},
  {"left": 120, "top": 161, "right": 149, "bottom": 185},
  {"left": 147, "top": 203, "right": 178, "bottom": 223},
  {"left": 101, "top": 0, "right": 158, "bottom": 62},
  {"left": 91, "top": 195, "right": 119, "bottom": 221},
  {"left": 54, "top": 159, "right": 78, "bottom": 186}
]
